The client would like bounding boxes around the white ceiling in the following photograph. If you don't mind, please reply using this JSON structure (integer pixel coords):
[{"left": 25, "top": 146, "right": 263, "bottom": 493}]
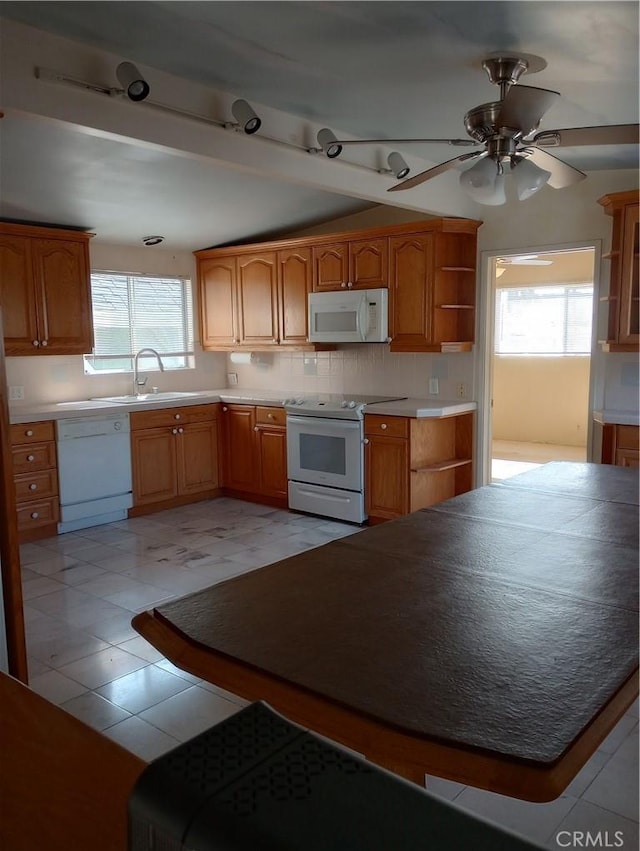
[{"left": 0, "top": 2, "right": 638, "bottom": 251}]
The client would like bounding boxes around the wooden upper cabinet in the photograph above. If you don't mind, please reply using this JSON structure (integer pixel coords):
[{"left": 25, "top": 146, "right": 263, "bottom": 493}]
[
  {"left": 599, "top": 190, "right": 639, "bottom": 351},
  {"left": 236, "top": 252, "right": 278, "bottom": 346},
  {"left": 278, "top": 247, "right": 312, "bottom": 345},
  {"left": 194, "top": 218, "right": 480, "bottom": 351},
  {"left": 349, "top": 238, "right": 388, "bottom": 289},
  {"left": 312, "top": 238, "right": 388, "bottom": 291},
  {"left": 389, "top": 234, "right": 433, "bottom": 350},
  {"left": 312, "top": 242, "right": 349, "bottom": 291},
  {"left": 198, "top": 256, "right": 238, "bottom": 347},
  {"left": 0, "top": 224, "right": 93, "bottom": 356}
]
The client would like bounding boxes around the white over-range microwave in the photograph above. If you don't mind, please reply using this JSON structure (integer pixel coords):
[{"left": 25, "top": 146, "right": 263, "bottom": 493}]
[{"left": 308, "top": 288, "right": 389, "bottom": 344}]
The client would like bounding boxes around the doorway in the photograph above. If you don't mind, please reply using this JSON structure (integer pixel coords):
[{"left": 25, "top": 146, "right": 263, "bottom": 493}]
[{"left": 488, "top": 247, "right": 596, "bottom": 481}]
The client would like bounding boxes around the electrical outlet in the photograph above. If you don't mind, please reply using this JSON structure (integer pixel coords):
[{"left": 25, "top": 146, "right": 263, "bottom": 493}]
[
  {"left": 9, "top": 386, "right": 25, "bottom": 401},
  {"left": 456, "top": 383, "right": 466, "bottom": 399},
  {"left": 226, "top": 372, "right": 238, "bottom": 386},
  {"left": 428, "top": 378, "right": 439, "bottom": 395}
]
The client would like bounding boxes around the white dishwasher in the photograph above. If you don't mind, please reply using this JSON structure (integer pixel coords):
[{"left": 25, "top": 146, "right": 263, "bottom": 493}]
[{"left": 56, "top": 413, "right": 133, "bottom": 533}]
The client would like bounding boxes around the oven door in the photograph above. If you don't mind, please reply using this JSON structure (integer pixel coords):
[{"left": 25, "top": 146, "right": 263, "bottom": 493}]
[{"left": 286, "top": 415, "right": 363, "bottom": 492}]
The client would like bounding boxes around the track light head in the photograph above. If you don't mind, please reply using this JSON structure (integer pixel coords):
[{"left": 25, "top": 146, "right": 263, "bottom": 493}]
[
  {"left": 116, "top": 61, "right": 150, "bottom": 102},
  {"left": 387, "top": 152, "right": 410, "bottom": 180},
  {"left": 317, "top": 128, "right": 342, "bottom": 159},
  {"left": 231, "top": 99, "right": 262, "bottom": 134}
]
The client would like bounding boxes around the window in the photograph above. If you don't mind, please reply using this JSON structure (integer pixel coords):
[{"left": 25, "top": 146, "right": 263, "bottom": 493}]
[
  {"left": 84, "top": 272, "right": 194, "bottom": 374},
  {"left": 495, "top": 284, "right": 593, "bottom": 355}
]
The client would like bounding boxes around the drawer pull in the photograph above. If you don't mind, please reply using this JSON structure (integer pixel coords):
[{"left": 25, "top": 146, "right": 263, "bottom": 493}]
[
  {"left": 30, "top": 512, "right": 39, "bottom": 520},
  {"left": 27, "top": 454, "right": 35, "bottom": 462},
  {"left": 177, "top": 427, "right": 184, "bottom": 434},
  {"left": 29, "top": 483, "right": 37, "bottom": 491},
  {"left": 222, "top": 406, "right": 228, "bottom": 412},
  {"left": 174, "top": 413, "right": 181, "bottom": 420},
  {"left": 25, "top": 429, "right": 34, "bottom": 437},
  {"left": 380, "top": 423, "right": 387, "bottom": 430},
  {"left": 268, "top": 413, "right": 274, "bottom": 419}
]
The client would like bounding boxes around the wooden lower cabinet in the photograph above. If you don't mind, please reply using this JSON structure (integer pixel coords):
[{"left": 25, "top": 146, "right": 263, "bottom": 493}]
[
  {"left": 10, "top": 420, "right": 60, "bottom": 541},
  {"left": 221, "top": 404, "right": 288, "bottom": 504},
  {"left": 365, "top": 412, "right": 474, "bottom": 522},
  {"left": 130, "top": 404, "right": 220, "bottom": 511},
  {"left": 599, "top": 422, "right": 639, "bottom": 468}
]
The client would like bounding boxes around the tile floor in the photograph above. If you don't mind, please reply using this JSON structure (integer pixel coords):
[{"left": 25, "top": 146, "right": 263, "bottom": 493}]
[
  {"left": 492, "top": 439, "right": 587, "bottom": 482},
  {"left": 21, "top": 496, "right": 638, "bottom": 850}
]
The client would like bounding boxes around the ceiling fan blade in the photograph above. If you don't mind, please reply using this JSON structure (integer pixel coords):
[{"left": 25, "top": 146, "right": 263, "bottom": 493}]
[
  {"left": 335, "top": 138, "right": 477, "bottom": 147},
  {"left": 532, "top": 124, "right": 639, "bottom": 148},
  {"left": 387, "top": 151, "right": 484, "bottom": 192},
  {"left": 498, "top": 85, "right": 560, "bottom": 137},
  {"left": 524, "top": 147, "right": 586, "bottom": 189}
]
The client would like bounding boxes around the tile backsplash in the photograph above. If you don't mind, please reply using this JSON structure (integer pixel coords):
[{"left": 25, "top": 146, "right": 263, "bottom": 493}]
[{"left": 226, "top": 346, "right": 475, "bottom": 400}]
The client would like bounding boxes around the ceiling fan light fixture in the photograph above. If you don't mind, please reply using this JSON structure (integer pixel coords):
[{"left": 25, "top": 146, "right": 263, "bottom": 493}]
[
  {"left": 317, "top": 128, "right": 343, "bottom": 159},
  {"left": 460, "top": 156, "right": 506, "bottom": 205},
  {"left": 231, "top": 99, "right": 262, "bottom": 134},
  {"left": 511, "top": 156, "right": 551, "bottom": 200},
  {"left": 387, "top": 151, "right": 410, "bottom": 180},
  {"left": 116, "top": 61, "right": 150, "bottom": 102}
]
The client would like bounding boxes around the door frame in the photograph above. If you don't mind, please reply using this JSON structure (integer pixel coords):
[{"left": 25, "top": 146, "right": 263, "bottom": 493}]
[{"left": 474, "top": 239, "right": 603, "bottom": 486}]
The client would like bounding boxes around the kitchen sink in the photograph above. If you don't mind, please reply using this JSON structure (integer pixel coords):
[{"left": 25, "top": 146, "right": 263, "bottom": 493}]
[{"left": 91, "top": 391, "right": 204, "bottom": 404}]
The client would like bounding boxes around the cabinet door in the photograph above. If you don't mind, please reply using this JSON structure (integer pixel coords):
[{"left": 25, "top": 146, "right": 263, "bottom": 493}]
[
  {"left": 198, "top": 257, "right": 238, "bottom": 348},
  {"left": 349, "top": 238, "right": 388, "bottom": 289},
  {"left": 312, "top": 243, "right": 349, "bottom": 291},
  {"left": 619, "top": 203, "right": 639, "bottom": 344},
  {"left": 256, "top": 426, "right": 288, "bottom": 498},
  {"left": 388, "top": 235, "right": 433, "bottom": 350},
  {"left": 0, "top": 235, "right": 39, "bottom": 355},
  {"left": 237, "top": 252, "right": 278, "bottom": 345},
  {"left": 222, "top": 405, "right": 259, "bottom": 492},
  {"left": 278, "top": 247, "right": 311, "bottom": 344},
  {"left": 32, "top": 239, "right": 93, "bottom": 354},
  {"left": 177, "top": 421, "right": 220, "bottom": 494},
  {"left": 131, "top": 429, "right": 178, "bottom": 505},
  {"left": 365, "top": 435, "right": 408, "bottom": 520}
]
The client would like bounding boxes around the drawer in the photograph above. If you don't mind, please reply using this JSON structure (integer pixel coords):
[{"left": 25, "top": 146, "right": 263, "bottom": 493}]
[
  {"left": 616, "top": 425, "right": 639, "bottom": 450},
  {"left": 364, "top": 415, "right": 409, "bottom": 439},
  {"left": 16, "top": 497, "right": 59, "bottom": 530},
  {"left": 10, "top": 421, "right": 55, "bottom": 445},
  {"left": 11, "top": 442, "right": 57, "bottom": 474},
  {"left": 131, "top": 403, "right": 218, "bottom": 430},
  {"left": 14, "top": 469, "right": 58, "bottom": 503},
  {"left": 256, "top": 406, "right": 286, "bottom": 427}
]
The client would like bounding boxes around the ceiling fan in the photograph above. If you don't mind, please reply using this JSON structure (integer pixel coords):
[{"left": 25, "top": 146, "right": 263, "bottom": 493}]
[{"left": 329, "top": 54, "right": 638, "bottom": 205}]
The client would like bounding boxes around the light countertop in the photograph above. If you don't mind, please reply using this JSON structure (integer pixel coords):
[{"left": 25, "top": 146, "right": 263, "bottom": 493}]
[{"left": 9, "top": 389, "right": 476, "bottom": 424}]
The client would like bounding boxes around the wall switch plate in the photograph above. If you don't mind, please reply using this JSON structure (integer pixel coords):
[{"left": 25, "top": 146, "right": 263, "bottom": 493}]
[
  {"left": 428, "top": 378, "right": 439, "bottom": 395},
  {"left": 9, "top": 386, "right": 25, "bottom": 401},
  {"left": 226, "top": 372, "right": 238, "bottom": 386}
]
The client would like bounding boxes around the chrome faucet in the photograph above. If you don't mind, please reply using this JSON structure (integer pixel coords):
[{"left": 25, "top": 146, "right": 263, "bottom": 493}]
[{"left": 133, "top": 347, "right": 165, "bottom": 395}]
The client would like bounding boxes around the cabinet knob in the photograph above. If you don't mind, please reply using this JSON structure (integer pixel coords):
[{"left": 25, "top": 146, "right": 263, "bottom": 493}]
[
  {"left": 30, "top": 512, "right": 39, "bottom": 520},
  {"left": 41, "top": 340, "right": 48, "bottom": 347},
  {"left": 178, "top": 427, "right": 184, "bottom": 434},
  {"left": 341, "top": 282, "right": 347, "bottom": 288},
  {"left": 172, "top": 428, "right": 178, "bottom": 435},
  {"left": 254, "top": 426, "right": 259, "bottom": 432},
  {"left": 25, "top": 430, "right": 34, "bottom": 437},
  {"left": 363, "top": 438, "right": 370, "bottom": 445},
  {"left": 32, "top": 340, "right": 40, "bottom": 347},
  {"left": 29, "top": 483, "right": 37, "bottom": 491},
  {"left": 222, "top": 406, "right": 228, "bottom": 412},
  {"left": 380, "top": 423, "right": 387, "bottom": 430},
  {"left": 267, "top": 413, "right": 274, "bottom": 419},
  {"left": 174, "top": 413, "right": 181, "bottom": 420},
  {"left": 27, "top": 454, "right": 35, "bottom": 462}
]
